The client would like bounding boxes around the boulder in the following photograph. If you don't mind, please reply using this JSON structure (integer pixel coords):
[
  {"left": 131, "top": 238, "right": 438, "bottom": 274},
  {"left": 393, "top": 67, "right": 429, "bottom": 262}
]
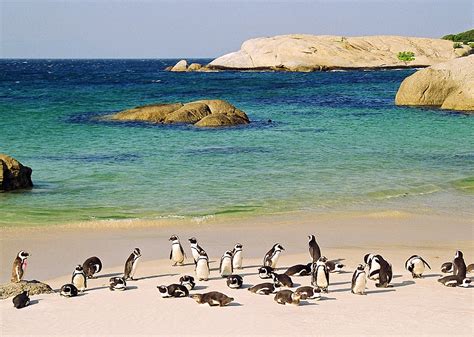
[
  {"left": 0, "top": 154, "right": 33, "bottom": 191},
  {"left": 207, "top": 34, "right": 470, "bottom": 71},
  {"left": 107, "top": 99, "right": 250, "bottom": 127},
  {"left": 0, "top": 280, "right": 54, "bottom": 300},
  {"left": 170, "top": 59, "right": 188, "bottom": 72},
  {"left": 187, "top": 63, "right": 202, "bottom": 71},
  {"left": 395, "top": 55, "right": 474, "bottom": 112}
]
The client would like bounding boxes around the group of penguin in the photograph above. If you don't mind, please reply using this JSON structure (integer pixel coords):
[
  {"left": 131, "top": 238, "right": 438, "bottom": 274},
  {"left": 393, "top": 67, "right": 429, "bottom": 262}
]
[{"left": 10, "top": 234, "right": 473, "bottom": 308}]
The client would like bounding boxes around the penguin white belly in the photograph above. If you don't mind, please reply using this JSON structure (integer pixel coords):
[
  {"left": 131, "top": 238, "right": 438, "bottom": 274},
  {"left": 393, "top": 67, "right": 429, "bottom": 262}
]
[
  {"left": 412, "top": 259, "right": 424, "bottom": 275},
  {"left": 368, "top": 261, "right": 381, "bottom": 280},
  {"left": 172, "top": 245, "right": 184, "bottom": 263},
  {"left": 130, "top": 258, "right": 141, "bottom": 278},
  {"left": 353, "top": 274, "right": 366, "bottom": 294},
  {"left": 270, "top": 251, "right": 281, "bottom": 268},
  {"left": 191, "top": 248, "right": 200, "bottom": 262},
  {"left": 221, "top": 259, "right": 232, "bottom": 276},
  {"left": 73, "top": 275, "right": 86, "bottom": 291},
  {"left": 316, "top": 270, "right": 328, "bottom": 288},
  {"left": 233, "top": 252, "right": 243, "bottom": 269},
  {"left": 196, "top": 261, "right": 209, "bottom": 280}
]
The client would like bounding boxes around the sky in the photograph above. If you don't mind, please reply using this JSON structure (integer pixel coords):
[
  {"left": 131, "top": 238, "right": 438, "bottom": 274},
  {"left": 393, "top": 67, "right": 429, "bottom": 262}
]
[{"left": 1, "top": 0, "right": 472, "bottom": 58}]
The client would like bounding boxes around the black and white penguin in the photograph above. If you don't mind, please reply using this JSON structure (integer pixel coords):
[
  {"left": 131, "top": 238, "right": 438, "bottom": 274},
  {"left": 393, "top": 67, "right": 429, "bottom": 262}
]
[
  {"left": 226, "top": 275, "right": 244, "bottom": 289},
  {"left": 364, "top": 253, "right": 378, "bottom": 280},
  {"left": 195, "top": 252, "right": 210, "bottom": 281},
  {"left": 263, "top": 243, "right": 284, "bottom": 268},
  {"left": 124, "top": 248, "right": 141, "bottom": 280},
  {"left": 82, "top": 256, "right": 102, "bottom": 279},
  {"left": 11, "top": 251, "right": 29, "bottom": 283},
  {"left": 311, "top": 256, "right": 330, "bottom": 293},
  {"left": 351, "top": 264, "right": 367, "bottom": 295},
  {"left": 326, "top": 260, "right": 345, "bottom": 273},
  {"left": 248, "top": 282, "right": 281, "bottom": 295},
  {"left": 60, "top": 284, "right": 78, "bottom": 297},
  {"left": 169, "top": 235, "right": 185, "bottom": 266},
  {"left": 284, "top": 263, "right": 312, "bottom": 276},
  {"left": 441, "top": 262, "right": 453, "bottom": 273},
  {"left": 157, "top": 284, "right": 189, "bottom": 298},
  {"left": 271, "top": 272, "right": 294, "bottom": 288},
  {"left": 438, "top": 275, "right": 471, "bottom": 287},
  {"left": 109, "top": 277, "right": 127, "bottom": 291},
  {"left": 232, "top": 243, "right": 243, "bottom": 269},
  {"left": 294, "top": 286, "right": 321, "bottom": 300},
  {"left": 258, "top": 266, "right": 274, "bottom": 279},
  {"left": 188, "top": 237, "right": 207, "bottom": 264},
  {"left": 12, "top": 291, "right": 30, "bottom": 309},
  {"left": 308, "top": 235, "right": 321, "bottom": 263},
  {"left": 219, "top": 250, "right": 233, "bottom": 277},
  {"left": 373, "top": 255, "right": 393, "bottom": 288},
  {"left": 179, "top": 275, "right": 195, "bottom": 291},
  {"left": 453, "top": 250, "right": 467, "bottom": 279},
  {"left": 190, "top": 292, "right": 234, "bottom": 306},
  {"left": 274, "top": 290, "right": 301, "bottom": 306},
  {"left": 71, "top": 265, "right": 87, "bottom": 292},
  {"left": 405, "top": 255, "right": 431, "bottom": 278}
]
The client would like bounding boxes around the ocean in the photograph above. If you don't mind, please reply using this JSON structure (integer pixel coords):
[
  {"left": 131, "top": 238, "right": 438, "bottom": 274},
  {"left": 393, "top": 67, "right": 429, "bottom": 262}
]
[{"left": 1, "top": 59, "right": 473, "bottom": 226}]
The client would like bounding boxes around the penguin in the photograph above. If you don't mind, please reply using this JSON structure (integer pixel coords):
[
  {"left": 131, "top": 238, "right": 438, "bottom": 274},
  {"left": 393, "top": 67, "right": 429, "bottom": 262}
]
[
  {"left": 351, "top": 264, "right": 367, "bottom": 295},
  {"left": 226, "top": 275, "right": 243, "bottom": 289},
  {"left": 219, "top": 250, "right": 233, "bottom": 277},
  {"left": 232, "top": 243, "right": 243, "bottom": 269},
  {"left": 157, "top": 284, "right": 189, "bottom": 298},
  {"left": 248, "top": 282, "right": 281, "bottom": 295},
  {"left": 271, "top": 272, "right": 294, "bottom": 288},
  {"left": 169, "top": 235, "right": 185, "bottom": 266},
  {"left": 364, "top": 253, "right": 379, "bottom": 281},
  {"left": 284, "top": 263, "right": 312, "bottom": 276},
  {"left": 11, "top": 251, "right": 29, "bottom": 283},
  {"left": 71, "top": 265, "right": 87, "bottom": 292},
  {"left": 453, "top": 250, "right": 467, "bottom": 279},
  {"left": 311, "top": 256, "right": 329, "bottom": 293},
  {"left": 190, "top": 292, "right": 234, "bottom": 306},
  {"left": 405, "top": 255, "right": 431, "bottom": 278},
  {"left": 373, "top": 255, "right": 393, "bottom": 288},
  {"left": 274, "top": 290, "right": 301, "bottom": 306},
  {"left": 124, "top": 248, "right": 141, "bottom": 280},
  {"left": 60, "top": 284, "right": 78, "bottom": 297},
  {"left": 441, "top": 262, "right": 453, "bottom": 273},
  {"left": 109, "top": 277, "right": 127, "bottom": 291},
  {"left": 467, "top": 264, "right": 474, "bottom": 273},
  {"left": 12, "top": 291, "right": 30, "bottom": 309},
  {"left": 179, "top": 275, "right": 195, "bottom": 291},
  {"left": 294, "top": 286, "right": 321, "bottom": 300},
  {"left": 195, "top": 252, "right": 210, "bottom": 281},
  {"left": 308, "top": 235, "right": 321, "bottom": 262},
  {"left": 263, "top": 243, "right": 284, "bottom": 268},
  {"left": 258, "top": 266, "right": 274, "bottom": 279},
  {"left": 82, "top": 256, "right": 102, "bottom": 279},
  {"left": 438, "top": 275, "right": 463, "bottom": 287},
  {"left": 326, "top": 261, "right": 345, "bottom": 273},
  {"left": 188, "top": 237, "right": 207, "bottom": 264}
]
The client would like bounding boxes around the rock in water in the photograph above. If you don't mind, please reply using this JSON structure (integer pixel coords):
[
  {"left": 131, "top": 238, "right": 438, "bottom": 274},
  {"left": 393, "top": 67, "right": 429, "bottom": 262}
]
[
  {"left": 170, "top": 59, "right": 188, "bottom": 72},
  {"left": 0, "top": 154, "right": 33, "bottom": 191},
  {"left": 106, "top": 99, "right": 250, "bottom": 127},
  {"left": 0, "top": 280, "right": 53, "bottom": 300},
  {"left": 395, "top": 55, "right": 474, "bottom": 112}
]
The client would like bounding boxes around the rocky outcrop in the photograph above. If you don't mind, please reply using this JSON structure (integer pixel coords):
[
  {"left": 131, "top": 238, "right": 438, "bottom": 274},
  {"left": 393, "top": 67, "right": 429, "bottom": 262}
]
[
  {"left": 0, "top": 154, "right": 33, "bottom": 191},
  {"left": 106, "top": 100, "right": 250, "bottom": 127},
  {"left": 168, "top": 60, "right": 210, "bottom": 72},
  {"left": 205, "top": 35, "right": 470, "bottom": 71},
  {"left": 395, "top": 55, "right": 474, "bottom": 112},
  {"left": 0, "top": 280, "right": 53, "bottom": 299},
  {"left": 170, "top": 59, "right": 188, "bottom": 72}
]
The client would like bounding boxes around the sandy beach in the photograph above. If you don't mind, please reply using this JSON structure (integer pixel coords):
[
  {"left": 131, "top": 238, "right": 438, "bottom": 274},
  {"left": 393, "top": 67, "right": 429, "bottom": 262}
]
[{"left": 1, "top": 210, "right": 473, "bottom": 336}]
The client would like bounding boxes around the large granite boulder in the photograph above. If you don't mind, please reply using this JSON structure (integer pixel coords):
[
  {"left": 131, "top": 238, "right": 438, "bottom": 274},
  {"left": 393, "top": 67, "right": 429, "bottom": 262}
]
[
  {"left": 107, "top": 100, "right": 250, "bottom": 127},
  {"left": 207, "top": 35, "right": 470, "bottom": 71},
  {"left": 395, "top": 55, "right": 474, "bottom": 112},
  {"left": 0, "top": 154, "right": 33, "bottom": 191},
  {"left": 170, "top": 59, "right": 188, "bottom": 72},
  {"left": 0, "top": 280, "right": 53, "bottom": 299}
]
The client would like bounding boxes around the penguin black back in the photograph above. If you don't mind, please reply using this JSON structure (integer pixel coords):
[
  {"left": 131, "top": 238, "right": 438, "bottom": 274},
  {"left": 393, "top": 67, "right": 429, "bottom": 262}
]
[
  {"left": 308, "top": 235, "right": 321, "bottom": 262},
  {"left": 12, "top": 291, "right": 30, "bottom": 309}
]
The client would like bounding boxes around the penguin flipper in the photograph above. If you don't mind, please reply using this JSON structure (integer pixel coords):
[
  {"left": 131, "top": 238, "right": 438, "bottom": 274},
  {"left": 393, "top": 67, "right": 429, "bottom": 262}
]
[{"left": 420, "top": 257, "right": 431, "bottom": 270}]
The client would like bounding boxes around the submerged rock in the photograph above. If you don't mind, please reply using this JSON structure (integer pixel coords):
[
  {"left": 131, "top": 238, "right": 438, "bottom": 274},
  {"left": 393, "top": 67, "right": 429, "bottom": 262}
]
[
  {"left": 0, "top": 280, "right": 54, "bottom": 300},
  {"left": 0, "top": 154, "right": 33, "bottom": 191},
  {"left": 395, "top": 55, "right": 474, "bottom": 112},
  {"left": 106, "top": 99, "right": 250, "bottom": 127}
]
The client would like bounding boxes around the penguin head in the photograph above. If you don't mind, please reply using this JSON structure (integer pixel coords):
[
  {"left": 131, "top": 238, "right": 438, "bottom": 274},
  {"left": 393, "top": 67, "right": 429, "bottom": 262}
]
[
  {"left": 188, "top": 237, "right": 197, "bottom": 244},
  {"left": 169, "top": 235, "right": 179, "bottom": 241},
  {"left": 363, "top": 253, "right": 373, "bottom": 264},
  {"left": 179, "top": 275, "right": 194, "bottom": 283},
  {"left": 190, "top": 294, "right": 203, "bottom": 303},
  {"left": 133, "top": 248, "right": 141, "bottom": 257},
  {"left": 461, "top": 278, "right": 471, "bottom": 288},
  {"left": 157, "top": 286, "right": 168, "bottom": 294},
  {"left": 275, "top": 244, "right": 284, "bottom": 251},
  {"left": 18, "top": 251, "right": 29, "bottom": 260},
  {"left": 74, "top": 265, "right": 83, "bottom": 272},
  {"left": 318, "top": 256, "right": 328, "bottom": 263},
  {"left": 234, "top": 243, "right": 243, "bottom": 250},
  {"left": 455, "top": 250, "right": 463, "bottom": 259},
  {"left": 224, "top": 250, "right": 233, "bottom": 258},
  {"left": 308, "top": 235, "right": 315, "bottom": 242},
  {"left": 356, "top": 264, "right": 365, "bottom": 271}
]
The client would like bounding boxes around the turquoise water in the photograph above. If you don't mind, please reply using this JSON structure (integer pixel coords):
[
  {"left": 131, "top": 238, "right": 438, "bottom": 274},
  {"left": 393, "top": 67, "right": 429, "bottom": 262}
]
[{"left": 1, "top": 59, "right": 473, "bottom": 226}]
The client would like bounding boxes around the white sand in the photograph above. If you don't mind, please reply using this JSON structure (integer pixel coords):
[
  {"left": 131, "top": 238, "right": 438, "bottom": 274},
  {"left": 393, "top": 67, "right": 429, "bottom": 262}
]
[{"left": 1, "top": 211, "right": 473, "bottom": 336}]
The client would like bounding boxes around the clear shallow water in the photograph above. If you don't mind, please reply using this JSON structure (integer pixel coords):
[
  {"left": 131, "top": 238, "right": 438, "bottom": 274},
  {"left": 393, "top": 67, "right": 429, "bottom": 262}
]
[{"left": 0, "top": 59, "right": 473, "bottom": 226}]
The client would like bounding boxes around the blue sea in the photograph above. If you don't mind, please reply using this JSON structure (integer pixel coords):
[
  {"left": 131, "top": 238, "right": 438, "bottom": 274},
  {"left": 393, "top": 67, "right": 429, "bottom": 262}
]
[{"left": 0, "top": 59, "right": 473, "bottom": 227}]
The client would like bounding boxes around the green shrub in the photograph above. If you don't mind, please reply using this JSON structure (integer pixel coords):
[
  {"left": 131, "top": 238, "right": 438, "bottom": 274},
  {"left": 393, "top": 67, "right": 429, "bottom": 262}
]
[
  {"left": 397, "top": 51, "right": 415, "bottom": 63},
  {"left": 469, "top": 42, "right": 474, "bottom": 49},
  {"left": 453, "top": 42, "right": 463, "bottom": 49},
  {"left": 442, "top": 29, "right": 474, "bottom": 44}
]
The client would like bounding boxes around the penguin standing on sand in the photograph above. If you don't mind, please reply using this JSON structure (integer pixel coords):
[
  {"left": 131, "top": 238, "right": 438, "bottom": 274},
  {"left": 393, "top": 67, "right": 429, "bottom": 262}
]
[
  {"left": 351, "top": 264, "right": 367, "bottom": 295},
  {"left": 263, "top": 243, "right": 285, "bottom": 268},
  {"left": 124, "top": 248, "right": 141, "bottom": 280},
  {"left": 232, "top": 243, "right": 243, "bottom": 269},
  {"left": 12, "top": 291, "right": 30, "bottom": 309},
  {"left": 453, "top": 250, "right": 467, "bottom": 279},
  {"left": 438, "top": 250, "right": 469, "bottom": 287},
  {"left": 72, "top": 265, "right": 87, "bottom": 292},
  {"left": 169, "top": 235, "right": 185, "bottom": 266},
  {"left": 371, "top": 255, "right": 393, "bottom": 288},
  {"left": 405, "top": 255, "right": 431, "bottom": 278},
  {"left": 219, "top": 250, "right": 233, "bottom": 277},
  {"left": 312, "top": 256, "right": 330, "bottom": 293},
  {"left": 82, "top": 256, "right": 102, "bottom": 279},
  {"left": 189, "top": 237, "right": 207, "bottom": 265},
  {"left": 308, "top": 235, "right": 321, "bottom": 262},
  {"left": 195, "top": 252, "right": 210, "bottom": 281},
  {"left": 11, "top": 251, "right": 29, "bottom": 283}
]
